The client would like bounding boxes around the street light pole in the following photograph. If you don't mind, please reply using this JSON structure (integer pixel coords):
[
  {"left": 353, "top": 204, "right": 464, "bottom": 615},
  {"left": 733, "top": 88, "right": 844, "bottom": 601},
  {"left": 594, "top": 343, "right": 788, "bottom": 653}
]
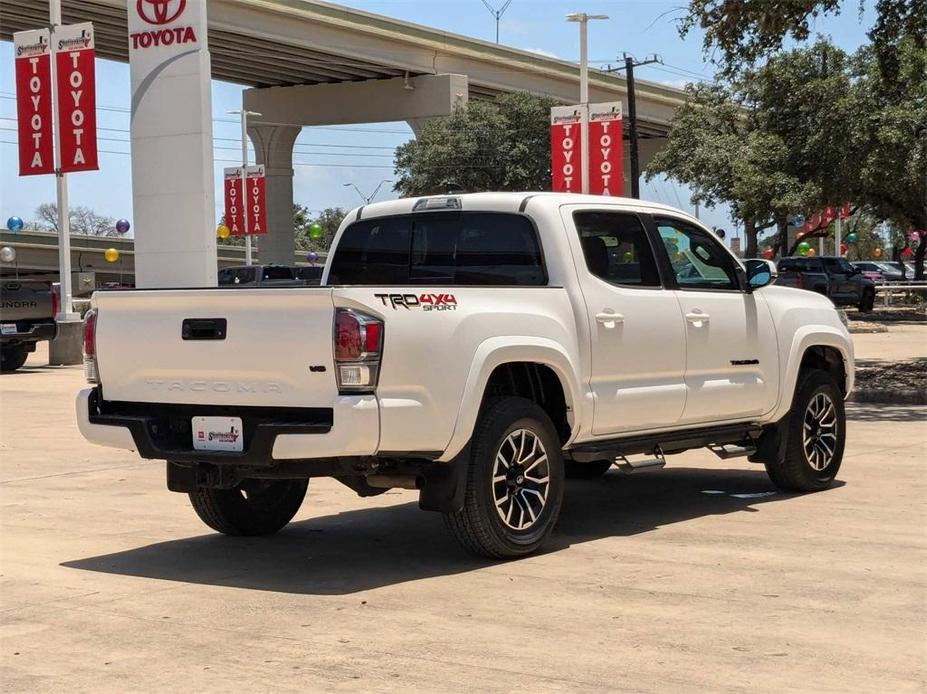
[
  {"left": 566, "top": 13, "right": 608, "bottom": 195},
  {"left": 229, "top": 109, "right": 261, "bottom": 265},
  {"left": 344, "top": 179, "right": 393, "bottom": 204}
]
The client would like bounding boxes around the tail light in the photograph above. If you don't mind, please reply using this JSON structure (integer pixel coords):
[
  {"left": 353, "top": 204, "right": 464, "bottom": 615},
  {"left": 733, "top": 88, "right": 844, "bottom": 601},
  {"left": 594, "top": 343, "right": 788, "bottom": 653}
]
[
  {"left": 333, "top": 308, "right": 383, "bottom": 393},
  {"left": 83, "top": 309, "right": 98, "bottom": 383},
  {"left": 51, "top": 282, "right": 60, "bottom": 319}
]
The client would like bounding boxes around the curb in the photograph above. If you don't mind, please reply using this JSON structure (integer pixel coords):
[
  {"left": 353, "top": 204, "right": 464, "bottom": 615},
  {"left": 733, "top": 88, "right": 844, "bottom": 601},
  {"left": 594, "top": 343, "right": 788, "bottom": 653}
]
[{"left": 849, "top": 389, "right": 927, "bottom": 406}]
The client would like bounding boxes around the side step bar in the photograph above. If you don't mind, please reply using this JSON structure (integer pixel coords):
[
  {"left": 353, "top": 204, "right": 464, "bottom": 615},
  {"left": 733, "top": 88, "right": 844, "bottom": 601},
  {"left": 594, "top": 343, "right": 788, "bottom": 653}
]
[
  {"left": 614, "top": 448, "right": 666, "bottom": 473},
  {"left": 569, "top": 423, "right": 764, "bottom": 463},
  {"left": 708, "top": 444, "right": 757, "bottom": 460}
]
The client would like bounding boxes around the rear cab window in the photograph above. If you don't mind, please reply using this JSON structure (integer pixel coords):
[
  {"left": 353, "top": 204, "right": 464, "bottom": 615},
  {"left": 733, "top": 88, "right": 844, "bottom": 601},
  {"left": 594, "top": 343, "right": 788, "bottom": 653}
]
[{"left": 327, "top": 212, "right": 547, "bottom": 286}]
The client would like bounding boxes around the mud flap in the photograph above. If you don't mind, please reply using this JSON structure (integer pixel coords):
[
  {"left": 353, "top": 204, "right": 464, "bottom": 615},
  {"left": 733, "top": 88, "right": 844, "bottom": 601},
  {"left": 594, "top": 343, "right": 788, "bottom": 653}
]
[
  {"left": 418, "top": 445, "right": 469, "bottom": 513},
  {"left": 748, "top": 417, "right": 788, "bottom": 465}
]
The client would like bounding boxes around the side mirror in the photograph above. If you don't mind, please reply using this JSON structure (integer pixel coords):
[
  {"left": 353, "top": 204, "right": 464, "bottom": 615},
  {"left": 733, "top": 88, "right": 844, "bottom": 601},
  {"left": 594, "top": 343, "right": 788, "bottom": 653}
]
[{"left": 744, "top": 258, "right": 777, "bottom": 290}]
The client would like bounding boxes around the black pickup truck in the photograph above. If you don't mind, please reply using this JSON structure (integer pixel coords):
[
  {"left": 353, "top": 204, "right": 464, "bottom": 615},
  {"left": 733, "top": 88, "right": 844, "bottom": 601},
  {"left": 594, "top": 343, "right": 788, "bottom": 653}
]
[
  {"left": 1, "top": 278, "right": 59, "bottom": 372},
  {"left": 776, "top": 256, "right": 876, "bottom": 312}
]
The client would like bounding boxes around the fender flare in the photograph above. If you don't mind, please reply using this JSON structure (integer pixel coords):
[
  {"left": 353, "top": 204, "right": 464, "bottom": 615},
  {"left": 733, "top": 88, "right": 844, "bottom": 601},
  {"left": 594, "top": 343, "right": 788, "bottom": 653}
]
[
  {"left": 771, "top": 326, "right": 854, "bottom": 422},
  {"left": 437, "top": 337, "right": 583, "bottom": 462}
]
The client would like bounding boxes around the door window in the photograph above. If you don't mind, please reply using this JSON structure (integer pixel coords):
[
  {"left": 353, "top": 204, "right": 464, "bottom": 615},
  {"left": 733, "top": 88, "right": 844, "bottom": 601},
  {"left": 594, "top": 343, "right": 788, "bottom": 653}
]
[
  {"left": 654, "top": 218, "right": 740, "bottom": 290},
  {"left": 572, "top": 211, "right": 661, "bottom": 287},
  {"left": 823, "top": 258, "right": 854, "bottom": 274}
]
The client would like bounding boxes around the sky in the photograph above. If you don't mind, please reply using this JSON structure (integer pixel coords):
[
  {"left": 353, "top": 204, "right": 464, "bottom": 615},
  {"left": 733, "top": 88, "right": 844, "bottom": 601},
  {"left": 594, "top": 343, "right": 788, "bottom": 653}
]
[{"left": 0, "top": 0, "right": 876, "bottom": 241}]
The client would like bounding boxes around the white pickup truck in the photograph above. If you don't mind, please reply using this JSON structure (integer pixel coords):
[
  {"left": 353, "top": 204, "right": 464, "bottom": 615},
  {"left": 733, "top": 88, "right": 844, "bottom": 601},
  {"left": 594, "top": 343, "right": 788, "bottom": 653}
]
[{"left": 77, "top": 193, "right": 854, "bottom": 558}]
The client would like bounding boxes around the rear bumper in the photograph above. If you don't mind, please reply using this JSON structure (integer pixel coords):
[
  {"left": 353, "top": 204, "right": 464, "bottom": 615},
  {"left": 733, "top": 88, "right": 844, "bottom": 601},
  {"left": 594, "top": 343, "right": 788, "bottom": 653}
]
[
  {"left": 1, "top": 321, "right": 57, "bottom": 345},
  {"left": 75, "top": 387, "right": 379, "bottom": 463}
]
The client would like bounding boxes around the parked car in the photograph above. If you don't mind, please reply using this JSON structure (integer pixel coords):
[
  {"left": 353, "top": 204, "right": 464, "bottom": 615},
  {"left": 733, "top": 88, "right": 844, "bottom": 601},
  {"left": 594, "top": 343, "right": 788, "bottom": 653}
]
[
  {"left": 1, "top": 278, "right": 59, "bottom": 372},
  {"left": 777, "top": 256, "right": 876, "bottom": 311},
  {"left": 218, "top": 264, "right": 323, "bottom": 287},
  {"left": 852, "top": 261, "right": 903, "bottom": 283},
  {"left": 880, "top": 261, "right": 918, "bottom": 280},
  {"left": 77, "top": 193, "right": 854, "bottom": 558}
]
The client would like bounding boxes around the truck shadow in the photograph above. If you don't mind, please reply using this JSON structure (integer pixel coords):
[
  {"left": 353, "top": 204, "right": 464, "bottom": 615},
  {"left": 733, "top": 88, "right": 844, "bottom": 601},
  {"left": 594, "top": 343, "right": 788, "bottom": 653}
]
[{"left": 62, "top": 466, "right": 839, "bottom": 595}]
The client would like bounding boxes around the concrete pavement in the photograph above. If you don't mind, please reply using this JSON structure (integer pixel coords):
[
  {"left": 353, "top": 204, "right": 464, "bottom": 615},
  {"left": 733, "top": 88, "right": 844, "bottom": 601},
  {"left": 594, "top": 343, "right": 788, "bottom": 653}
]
[{"left": 1, "top": 345, "right": 925, "bottom": 692}]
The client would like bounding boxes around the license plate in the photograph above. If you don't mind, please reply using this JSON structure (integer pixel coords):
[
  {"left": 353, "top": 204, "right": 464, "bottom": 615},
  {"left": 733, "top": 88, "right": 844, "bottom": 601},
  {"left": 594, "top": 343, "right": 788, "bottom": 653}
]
[
  {"left": 0, "top": 323, "right": 17, "bottom": 335},
  {"left": 192, "top": 416, "right": 243, "bottom": 452}
]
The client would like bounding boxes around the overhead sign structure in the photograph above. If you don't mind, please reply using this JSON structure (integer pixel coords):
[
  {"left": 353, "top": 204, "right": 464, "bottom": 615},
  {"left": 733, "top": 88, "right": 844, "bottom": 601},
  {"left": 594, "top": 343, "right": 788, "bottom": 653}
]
[
  {"left": 128, "top": 0, "right": 216, "bottom": 288},
  {"left": 587, "top": 102, "right": 623, "bottom": 196},
  {"left": 224, "top": 166, "right": 266, "bottom": 236},
  {"left": 13, "top": 29, "right": 54, "bottom": 176},
  {"left": 550, "top": 106, "right": 584, "bottom": 194},
  {"left": 54, "top": 23, "right": 98, "bottom": 173}
]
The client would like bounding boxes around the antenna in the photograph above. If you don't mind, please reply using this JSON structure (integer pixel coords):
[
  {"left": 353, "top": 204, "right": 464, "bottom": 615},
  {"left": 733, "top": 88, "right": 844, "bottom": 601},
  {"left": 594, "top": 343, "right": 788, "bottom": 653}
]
[{"left": 479, "top": 0, "right": 515, "bottom": 44}]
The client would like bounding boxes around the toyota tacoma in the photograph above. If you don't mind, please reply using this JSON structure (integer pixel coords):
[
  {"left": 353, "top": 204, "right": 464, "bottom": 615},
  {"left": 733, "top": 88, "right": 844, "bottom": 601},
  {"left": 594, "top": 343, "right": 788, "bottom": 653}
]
[{"left": 76, "top": 193, "right": 854, "bottom": 558}]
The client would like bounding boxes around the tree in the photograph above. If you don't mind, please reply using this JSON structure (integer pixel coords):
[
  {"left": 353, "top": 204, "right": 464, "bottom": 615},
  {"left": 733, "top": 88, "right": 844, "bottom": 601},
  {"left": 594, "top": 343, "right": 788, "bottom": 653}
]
[
  {"left": 294, "top": 205, "right": 346, "bottom": 252},
  {"left": 394, "top": 91, "right": 556, "bottom": 196},
  {"left": 35, "top": 203, "right": 119, "bottom": 236},
  {"left": 679, "top": 0, "right": 926, "bottom": 78}
]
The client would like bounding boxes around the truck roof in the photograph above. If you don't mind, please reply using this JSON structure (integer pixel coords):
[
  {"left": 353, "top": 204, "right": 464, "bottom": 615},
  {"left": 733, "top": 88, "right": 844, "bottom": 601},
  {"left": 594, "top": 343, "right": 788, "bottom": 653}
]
[{"left": 351, "top": 192, "right": 701, "bottom": 225}]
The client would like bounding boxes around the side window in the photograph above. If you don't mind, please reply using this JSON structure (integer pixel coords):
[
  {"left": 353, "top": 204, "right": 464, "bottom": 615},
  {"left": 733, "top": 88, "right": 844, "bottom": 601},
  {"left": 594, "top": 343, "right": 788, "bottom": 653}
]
[
  {"left": 654, "top": 217, "right": 739, "bottom": 290},
  {"left": 572, "top": 211, "right": 661, "bottom": 287}
]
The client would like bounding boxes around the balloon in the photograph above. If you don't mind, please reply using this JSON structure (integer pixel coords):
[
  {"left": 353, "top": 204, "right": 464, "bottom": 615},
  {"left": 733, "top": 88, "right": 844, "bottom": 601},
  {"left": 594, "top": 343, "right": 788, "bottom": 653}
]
[
  {"left": 0, "top": 246, "right": 16, "bottom": 263},
  {"left": 846, "top": 232, "right": 858, "bottom": 243},
  {"left": 307, "top": 251, "right": 319, "bottom": 263},
  {"left": 869, "top": 229, "right": 880, "bottom": 241},
  {"left": 902, "top": 247, "right": 913, "bottom": 258},
  {"left": 308, "top": 223, "right": 323, "bottom": 240},
  {"left": 715, "top": 228, "right": 726, "bottom": 239},
  {"left": 104, "top": 248, "right": 120, "bottom": 263},
  {"left": 762, "top": 247, "right": 775, "bottom": 260},
  {"left": 910, "top": 231, "right": 921, "bottom": 243},
  {"left": 873, "top": 247, "right": 883, "bottom": 257},
  {"left": 797, "top": 241, "right": 811, "bottom": 256},
  {"left": 840, "top": 243, "right": 849, "bottom": 255},
  {"left": 792, "top": 214, "right": 805, "bottom": 228},
  {"left": 622, "top": 251, "right": 633, "bottom": 263},
  {"left": 807, "top": 247, "right": 816, "bottom": 257},
  {"left": 6, "top": 216, "right": 23, "bottom": 232},
  {"left": 115, "top": 219, "right": 131, "bottom": 234},
  {"left": 217, "top": 225, "right": 231, "bottom": 239}
]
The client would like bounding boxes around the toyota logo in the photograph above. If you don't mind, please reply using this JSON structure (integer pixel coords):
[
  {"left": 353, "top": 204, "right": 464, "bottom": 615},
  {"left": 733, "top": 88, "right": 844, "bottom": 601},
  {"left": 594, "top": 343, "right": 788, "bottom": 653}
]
[{"left": 137, "top": 0, "right": 186, "bottom": 25}]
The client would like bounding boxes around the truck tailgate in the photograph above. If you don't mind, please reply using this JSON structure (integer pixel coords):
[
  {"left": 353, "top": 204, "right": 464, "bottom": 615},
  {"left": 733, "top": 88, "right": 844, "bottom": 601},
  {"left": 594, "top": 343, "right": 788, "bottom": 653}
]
[{"left": 94, "top": 288, "right": 337, "bottom": 407}]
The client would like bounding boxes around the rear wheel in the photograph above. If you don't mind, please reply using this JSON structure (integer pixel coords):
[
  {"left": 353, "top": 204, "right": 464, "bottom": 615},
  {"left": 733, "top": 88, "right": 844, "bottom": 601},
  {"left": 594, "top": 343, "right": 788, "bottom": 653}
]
[
  {"left": 857, "top": 289, "right": 875, "bottom": 312},
  {"left": 189, "top": 478, "right": 308, "bottom": 536},
  {"left": 564, "top": 459, "right": 612, "bottom": 479},
  {"left": 0, "top": 344, "right": 28, "bottom": 373},
  {"left": 766, "top": 369, "right": 845, "bottom": 492},
  {"left": 444, "top": 397, "right": 565, "bottom": 558}
]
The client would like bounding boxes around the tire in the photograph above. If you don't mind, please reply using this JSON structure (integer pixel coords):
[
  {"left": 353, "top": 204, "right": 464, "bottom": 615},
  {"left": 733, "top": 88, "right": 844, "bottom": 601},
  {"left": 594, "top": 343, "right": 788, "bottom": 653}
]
[
  {"left": 857, "top": 289, "right": 875, "bottom": 312},
  {"left": 188, "top": 478, "right": 308, "bottom": 536},
  {"left": 564, "top": 459, "right": 612, "bottom": 479},
  {"left": 765, "top": 369, "right": 845, "bottom": 492},
  {"left": 0, "top": 345, "right": 28, "bottom": 373},
  {"left": 444, "top": 397, "right": 565, "bottom": 559}
]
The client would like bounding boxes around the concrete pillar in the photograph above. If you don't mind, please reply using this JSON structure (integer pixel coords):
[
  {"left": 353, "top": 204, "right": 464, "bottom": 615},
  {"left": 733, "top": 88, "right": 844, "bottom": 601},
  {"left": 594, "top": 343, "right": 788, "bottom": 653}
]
[{"left": 248, "top": 125, "right": 301, "bottom": 266}]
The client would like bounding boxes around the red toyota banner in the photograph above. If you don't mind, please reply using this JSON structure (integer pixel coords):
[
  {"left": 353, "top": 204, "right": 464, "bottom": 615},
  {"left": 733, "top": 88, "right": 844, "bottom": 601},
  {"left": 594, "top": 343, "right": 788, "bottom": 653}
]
[
  {"left": 550, "top": 106, "right": 584, "bottom": 193},
  {"left": 55, "top": 23, "right": 98, "bottom": 173},
  {"left": 13, "top": 28, "right": 54, "bottom": 176},
  {"left": 224, "top": 168, "right": 245, "bottom": 235},
  {"left": 588, "top": 102, "right": 623, "bottom": 196},
  {"left": 224, "top": 166, "right": 266, "bottom": 236},
  {"left": 245, "top": 166, "right": 267, "bottom": 235}
]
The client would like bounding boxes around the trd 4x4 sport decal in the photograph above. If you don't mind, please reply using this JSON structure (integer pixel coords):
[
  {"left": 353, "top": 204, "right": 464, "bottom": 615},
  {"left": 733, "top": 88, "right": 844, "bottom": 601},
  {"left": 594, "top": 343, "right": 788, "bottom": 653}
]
[{"left": 374, "top": 293, "right": 458, "bottom": 311}]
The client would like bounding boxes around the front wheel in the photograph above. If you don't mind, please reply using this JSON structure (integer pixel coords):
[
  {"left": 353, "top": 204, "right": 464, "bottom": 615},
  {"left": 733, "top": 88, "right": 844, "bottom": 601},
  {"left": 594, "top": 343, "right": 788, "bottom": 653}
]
[
  {"left": 444, "top": 397, "right": 565, "bottom": 559},
  {"left": 189, "top": 478, "right": 308, "bottom": 536},
  {"left": 766, "top": 369, "right": 845, "bottom": 492},
  {"left": 0, "top": 344, "right": 28, "bottom": 373}
]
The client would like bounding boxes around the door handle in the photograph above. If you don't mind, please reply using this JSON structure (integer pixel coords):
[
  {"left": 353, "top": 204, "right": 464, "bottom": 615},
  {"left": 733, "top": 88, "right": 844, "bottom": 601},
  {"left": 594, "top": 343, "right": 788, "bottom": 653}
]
[
  {"left": 685, "top": 311, "right": 710, "bottom": 325},
  {"left": 595, "top": 311, "right": 625, "bottom": 327}
]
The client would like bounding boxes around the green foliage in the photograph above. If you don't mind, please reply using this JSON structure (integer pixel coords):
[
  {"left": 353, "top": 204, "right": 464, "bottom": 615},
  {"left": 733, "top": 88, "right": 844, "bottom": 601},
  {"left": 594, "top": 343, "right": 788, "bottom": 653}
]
[
  {"left": 679, "top": 0, "right": 925, "bottom": 77},
  {"left": 294, "top": 205, "right": 346, "bottom": 252},
  {"left": 394, "top": 92, "right": 557, "bottom": 196}
]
